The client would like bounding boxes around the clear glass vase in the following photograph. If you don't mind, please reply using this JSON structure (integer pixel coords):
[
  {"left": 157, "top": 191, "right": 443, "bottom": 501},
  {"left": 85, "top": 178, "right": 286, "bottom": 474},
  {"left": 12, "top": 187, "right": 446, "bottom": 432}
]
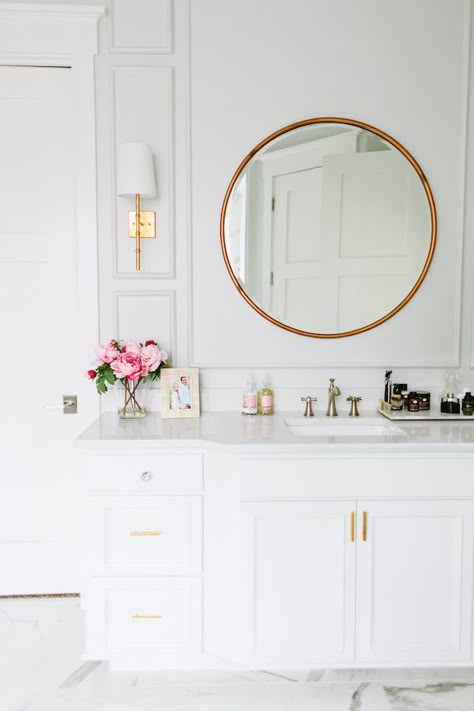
[{"left": 114, "top": 378, "right": 150, "bottom": 418}]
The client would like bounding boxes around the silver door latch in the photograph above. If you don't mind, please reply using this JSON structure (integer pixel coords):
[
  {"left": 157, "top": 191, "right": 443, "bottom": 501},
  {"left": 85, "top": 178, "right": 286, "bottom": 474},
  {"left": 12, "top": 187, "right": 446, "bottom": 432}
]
[{"left": 63, "top": 395, "right": 77, "bottom": 414}]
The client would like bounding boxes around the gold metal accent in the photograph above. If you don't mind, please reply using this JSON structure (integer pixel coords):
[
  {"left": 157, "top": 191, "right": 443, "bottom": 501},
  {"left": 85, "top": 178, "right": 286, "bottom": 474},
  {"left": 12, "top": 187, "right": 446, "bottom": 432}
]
[
  {"left": 220, "top": 116, "right": 437, "bottom": 339},
  {"left": 130, "top": 194, "right": 157, "bottom": 272},
  {"left": 347, "top": 396, "right": 362, "bottom": 417},
  {"left": 129, "top": 531, "right": 161, "bottom": 537},
  {"left": 362, "top": 511, "right": 368, "bottom": 541},
  {"left": 131, "top": 614, "right": 162, "bottom": 620},
  {"left": 350, "top": 512, "right": 355, "bottom": 542},
  {"left": 135, "top": 194, "right": 141, "bottom": 271},
  {"left": 128, "top": 211, "right": 156, "bottom": 238},
  {"left": 301, "top": 395, "right": 317, "bottom": 417},
  {"left": 326, "top": 378, "right": 341, "bottom": 417}
]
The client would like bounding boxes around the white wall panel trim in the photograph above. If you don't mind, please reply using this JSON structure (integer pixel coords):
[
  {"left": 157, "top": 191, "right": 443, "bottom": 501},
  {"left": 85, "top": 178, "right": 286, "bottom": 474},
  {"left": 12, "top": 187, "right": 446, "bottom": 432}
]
[
  {"left": 453, "top": 0, "right": 473, "bottom": 370},
  {"left": 463, "top": 0, "right": 474, "bottom": 369},
  {"left": 113, "top": 291, "right": 177, "bottom": 362},
  {"left": 190, "top": 3, "right": 471, "bottom": 372},
  {"left": 110, "top": 0, "right": 173, "bottom": 54},
  {"left": 0, "top": 4, "right": 104, "bottom": 60},
  {"left": 191, "top": 360, "right": 463, "bottom": 370},
  {"left": 0, "top": 4, "right": 104, "bottom": 20},
  {"left": 111, "top": 66, "right": 175, "bottom": 279}
]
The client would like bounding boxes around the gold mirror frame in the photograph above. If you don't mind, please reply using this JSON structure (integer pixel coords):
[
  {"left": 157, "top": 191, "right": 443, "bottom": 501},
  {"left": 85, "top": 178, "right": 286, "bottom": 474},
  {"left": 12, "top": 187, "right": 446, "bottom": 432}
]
[{"left": 220, "top": 117, "right": 437, "bottom": 339}]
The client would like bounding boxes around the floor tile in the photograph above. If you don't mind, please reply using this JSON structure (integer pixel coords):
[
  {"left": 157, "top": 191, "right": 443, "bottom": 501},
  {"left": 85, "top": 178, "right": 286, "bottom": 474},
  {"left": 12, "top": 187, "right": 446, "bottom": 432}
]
[
  {"left": 2, "top": 598, "right": 474, "bottom": 711},
  {"left": 384, "top": 681, "right": 474, "bottom": 711}
]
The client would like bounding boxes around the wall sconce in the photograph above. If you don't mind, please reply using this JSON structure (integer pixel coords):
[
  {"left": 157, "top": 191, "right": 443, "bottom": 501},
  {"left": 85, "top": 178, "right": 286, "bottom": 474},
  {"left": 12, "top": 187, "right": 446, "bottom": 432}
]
[{"left": 117, "top": 142, "right": 157, "bottom": 271}]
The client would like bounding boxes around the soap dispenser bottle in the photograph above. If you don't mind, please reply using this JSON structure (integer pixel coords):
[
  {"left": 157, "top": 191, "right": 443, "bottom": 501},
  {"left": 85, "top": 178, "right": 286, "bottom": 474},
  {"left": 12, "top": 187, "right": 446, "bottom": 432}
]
[
  {"left": 242, "top": 375, "right": 257, "bottom": 415},
  {"left": 257, "top": 374, "right": 274, "bottom": 415}
]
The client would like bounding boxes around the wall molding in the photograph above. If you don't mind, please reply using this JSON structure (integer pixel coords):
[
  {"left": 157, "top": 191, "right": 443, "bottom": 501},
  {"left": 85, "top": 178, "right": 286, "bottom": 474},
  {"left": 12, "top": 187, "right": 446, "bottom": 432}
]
[
  {"left": 110, "top": 65, "right": 175, "bottom": 280},
  {"left": 189, "top": 1, "right": 472, "bottom": 373},
  {"left": 113, "top": 290, "right": 177, "bottom": 361},
  {"left": 0, "top": 3, "right": 104, "bottom": 59},
  {"left": 0, "top": 4, "right": 104, "bottom": 20},
  {"left": 110, "top": 0, "right": 173, "bottom": 54}
]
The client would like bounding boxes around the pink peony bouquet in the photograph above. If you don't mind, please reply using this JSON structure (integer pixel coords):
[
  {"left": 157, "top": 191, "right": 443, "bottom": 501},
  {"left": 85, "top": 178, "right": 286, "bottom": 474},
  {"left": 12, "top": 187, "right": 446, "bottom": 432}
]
[{"left": 87, "top": 339, "right": 170, "bottom": 394}]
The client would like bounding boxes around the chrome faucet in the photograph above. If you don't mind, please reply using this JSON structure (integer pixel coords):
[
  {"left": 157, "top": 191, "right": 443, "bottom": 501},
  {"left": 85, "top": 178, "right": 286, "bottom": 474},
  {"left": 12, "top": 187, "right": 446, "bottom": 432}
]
[{"left": 326, "top": 378, "right": 341, "bottom": 417}]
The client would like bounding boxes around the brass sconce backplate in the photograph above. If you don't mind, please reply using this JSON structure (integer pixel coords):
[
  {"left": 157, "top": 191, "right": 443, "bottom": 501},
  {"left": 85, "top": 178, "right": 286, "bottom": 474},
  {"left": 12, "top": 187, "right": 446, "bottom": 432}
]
[{"left": 128, "top": 211, "right": 156, "bottom": 238}]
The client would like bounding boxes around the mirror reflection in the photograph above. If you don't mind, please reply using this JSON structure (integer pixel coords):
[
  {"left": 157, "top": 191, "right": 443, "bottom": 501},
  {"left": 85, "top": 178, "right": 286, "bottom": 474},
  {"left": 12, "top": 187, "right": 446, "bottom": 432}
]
[{"left": 221, "top": 119, "right": 436, "bottom": 337}]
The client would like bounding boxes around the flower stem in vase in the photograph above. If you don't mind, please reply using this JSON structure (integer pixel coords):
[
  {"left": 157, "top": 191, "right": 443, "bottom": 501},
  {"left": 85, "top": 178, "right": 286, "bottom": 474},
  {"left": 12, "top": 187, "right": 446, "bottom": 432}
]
[{"left": 118, "top": 378, "right": 146, "bottom": 417}]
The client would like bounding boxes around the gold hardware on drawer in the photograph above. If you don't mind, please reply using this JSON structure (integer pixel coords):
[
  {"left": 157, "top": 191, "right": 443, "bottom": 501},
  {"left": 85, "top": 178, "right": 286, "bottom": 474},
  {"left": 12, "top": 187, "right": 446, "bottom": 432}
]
[
  {"left": 129, "top": 531, "right": 162, "bottom": 537},
  {"left": 350, "top": 512, "right": 355, "bottom": 542},
  {"left": 131, "top": 614, "right": 162, "bottom": 620},
  {"left": 362, "top": 511, "right": 368, "bottom": 541}
]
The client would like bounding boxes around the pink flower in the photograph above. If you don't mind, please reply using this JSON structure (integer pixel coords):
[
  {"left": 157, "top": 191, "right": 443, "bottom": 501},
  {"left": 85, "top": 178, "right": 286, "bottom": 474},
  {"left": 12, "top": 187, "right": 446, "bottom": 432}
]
[
  {"left": 87, "top": 369, "right": 96, "bottom": 380},
  {"left": 96, "top": 343, "right": 118, "bottom": 365},
  {"left": 140, "top": 344, "right": 162, "bottom": 372},
  {"left": 122, "top": 340, "right": 141, "bottom": 354},
  {"left": 111, "top": 352, "right": 146, "bottom": 381},
  {"left": 145, "top": 339, "right": 157, "bottom": 346}
]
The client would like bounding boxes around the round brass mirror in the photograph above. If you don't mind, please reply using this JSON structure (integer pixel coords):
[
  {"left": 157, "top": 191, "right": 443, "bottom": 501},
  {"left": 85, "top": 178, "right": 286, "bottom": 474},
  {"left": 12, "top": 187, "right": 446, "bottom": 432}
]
[{"left": 220, "top": 117, "right": 436, "bottom": 338}]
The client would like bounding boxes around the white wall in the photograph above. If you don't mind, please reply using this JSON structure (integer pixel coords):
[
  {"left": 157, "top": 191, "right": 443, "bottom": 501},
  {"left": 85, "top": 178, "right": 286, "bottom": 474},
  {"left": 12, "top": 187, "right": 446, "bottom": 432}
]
[
  {"left": 189, "top": 0, "right": 474, "bottom": 411},
  {"left": 27, "top": 0, "right": 474, "bottom": 413}
]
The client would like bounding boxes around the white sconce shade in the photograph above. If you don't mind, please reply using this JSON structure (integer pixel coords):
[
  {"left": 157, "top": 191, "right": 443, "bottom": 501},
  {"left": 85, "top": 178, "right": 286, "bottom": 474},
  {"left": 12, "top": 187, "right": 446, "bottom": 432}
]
[{"left": 117, "top": 142, "right": 157, "bottom": 197}]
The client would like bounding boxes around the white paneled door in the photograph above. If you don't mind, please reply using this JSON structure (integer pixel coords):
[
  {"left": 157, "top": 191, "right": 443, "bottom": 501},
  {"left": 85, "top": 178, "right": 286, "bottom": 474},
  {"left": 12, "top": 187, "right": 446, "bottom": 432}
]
[{"left": 0, "top": 67, "right": 98, "bottom": 594}]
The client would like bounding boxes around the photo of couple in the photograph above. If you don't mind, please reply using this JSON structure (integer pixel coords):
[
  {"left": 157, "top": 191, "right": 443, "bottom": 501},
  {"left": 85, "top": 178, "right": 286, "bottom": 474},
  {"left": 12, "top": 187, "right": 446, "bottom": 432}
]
[
  {"left": 161, "top": 367, "right": 200, "bottom": 419},
  {"left": 170, "top": 375, "right": 191, "bottom": 410}
]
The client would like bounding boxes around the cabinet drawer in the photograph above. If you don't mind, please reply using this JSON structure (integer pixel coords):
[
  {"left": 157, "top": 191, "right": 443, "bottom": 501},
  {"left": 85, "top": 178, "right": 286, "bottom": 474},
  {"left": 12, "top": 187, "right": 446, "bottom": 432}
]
[
  {"left": 87, "top": 496, "right": 202, "bottom": 573},
  {"left": 85, "top": 578, "right": 202, "bottom": 654},
  {"left": 82, "top": 453, "right": 203, "bottom": 494}
]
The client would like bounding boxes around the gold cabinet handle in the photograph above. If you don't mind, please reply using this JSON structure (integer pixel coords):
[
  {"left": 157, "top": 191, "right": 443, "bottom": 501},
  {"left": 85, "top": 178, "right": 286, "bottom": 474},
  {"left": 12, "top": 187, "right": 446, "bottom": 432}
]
[
  {"left": 129, "top": 531, "right": 161, "bottom": 537},
  {"left": 362, "top": 511, "right": 368, "bottom": 541},
  {"left": 350, "top": 511, "right": 355, "bottom": 542},
  {"left": 131, "top": 614, "right": 162, "bottom": 620}
]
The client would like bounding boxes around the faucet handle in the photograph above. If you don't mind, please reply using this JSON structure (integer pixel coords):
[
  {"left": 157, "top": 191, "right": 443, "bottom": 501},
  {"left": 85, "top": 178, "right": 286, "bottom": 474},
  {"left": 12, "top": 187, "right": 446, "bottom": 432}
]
[
  {"left": 301, "top": 396, "right": 317, "bottom": 417},
  {"left": 347, "top": 396, "right": 362, "bottom": 417}
]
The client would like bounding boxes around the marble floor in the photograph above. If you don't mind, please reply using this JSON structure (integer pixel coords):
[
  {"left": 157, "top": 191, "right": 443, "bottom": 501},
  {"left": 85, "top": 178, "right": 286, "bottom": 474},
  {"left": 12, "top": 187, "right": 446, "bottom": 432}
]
[{"left": 1, "top": 597, "right": 474, "bottom": 710}]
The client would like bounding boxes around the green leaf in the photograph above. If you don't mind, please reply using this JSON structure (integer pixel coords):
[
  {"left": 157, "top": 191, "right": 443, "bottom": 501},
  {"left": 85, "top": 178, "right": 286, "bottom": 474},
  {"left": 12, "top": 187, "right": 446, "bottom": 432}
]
[{"left": 104, "top": 369, "right": 116, "bottom": 385}]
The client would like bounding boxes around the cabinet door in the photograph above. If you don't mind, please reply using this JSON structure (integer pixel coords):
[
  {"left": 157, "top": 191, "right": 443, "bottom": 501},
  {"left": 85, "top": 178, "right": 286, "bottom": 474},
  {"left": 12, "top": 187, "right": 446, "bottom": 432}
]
[
  {"left": 356, "top": 499, "right": 473, "bottom": 663},
  {"left": 240, "top": 501, "right": 356, "bottom": 665}
]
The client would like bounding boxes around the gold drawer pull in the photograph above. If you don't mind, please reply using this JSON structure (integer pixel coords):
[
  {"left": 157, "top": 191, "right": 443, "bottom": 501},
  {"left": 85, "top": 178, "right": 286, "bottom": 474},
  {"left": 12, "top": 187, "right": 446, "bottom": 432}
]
[
  {"left": 131, "top": 614, "right": 162, "bottom": 620},
  {"left": 129, "top": 531, "right": 161, "bottom": 537},
  {"left": 350, "top": 512, "right": 355, "bottom": 542},
  {"left": 362, "top": 511, "right": 368, "bottom": 541}
]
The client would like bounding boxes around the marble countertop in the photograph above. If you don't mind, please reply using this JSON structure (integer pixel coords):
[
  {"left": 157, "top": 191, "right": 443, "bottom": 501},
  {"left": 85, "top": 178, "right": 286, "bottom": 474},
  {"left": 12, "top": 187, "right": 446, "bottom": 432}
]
[{"left": 75, "top": 411, "right": 474, "bottom": 454}]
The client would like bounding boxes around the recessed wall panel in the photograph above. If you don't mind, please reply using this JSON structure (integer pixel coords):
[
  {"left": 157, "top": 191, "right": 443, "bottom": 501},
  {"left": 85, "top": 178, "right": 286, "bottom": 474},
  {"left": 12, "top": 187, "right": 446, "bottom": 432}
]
[
  {"left": 110, "top": 0, "right": 173, "bottom": 54},
  {"left": 113, "top": 67, "right": 174, "bottom": 278},
  {"left": 114, "top": 292, "right": 176, "bottom": 360}
]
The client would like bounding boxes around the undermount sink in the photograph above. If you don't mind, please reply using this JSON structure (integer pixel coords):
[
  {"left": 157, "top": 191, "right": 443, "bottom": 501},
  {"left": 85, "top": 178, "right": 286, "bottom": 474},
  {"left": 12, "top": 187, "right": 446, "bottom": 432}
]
[{"left": 284, "top": 417, "right": 406, "bottom": 438}]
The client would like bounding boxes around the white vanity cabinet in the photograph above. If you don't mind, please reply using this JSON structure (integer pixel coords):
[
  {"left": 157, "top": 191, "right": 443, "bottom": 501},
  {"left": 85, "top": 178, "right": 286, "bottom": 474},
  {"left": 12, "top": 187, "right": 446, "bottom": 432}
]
[
  {"left": 240, "top": 498, "right": 473, "bottom": 666},
  {"left": 79, "top": 450, "right": 204, "bottom": 668},
  {"left": 77, "top": 413, "right": 474, "bottom": 670},
  {"left": 237, "top": 454, "right": 474, "bottom": 667}
]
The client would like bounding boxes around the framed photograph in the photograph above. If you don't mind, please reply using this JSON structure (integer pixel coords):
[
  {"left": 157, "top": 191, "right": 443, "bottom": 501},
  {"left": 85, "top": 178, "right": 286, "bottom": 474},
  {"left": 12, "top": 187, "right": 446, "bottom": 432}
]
[{"left": 160, "top": 368, "right": 200, "bottom": 419}]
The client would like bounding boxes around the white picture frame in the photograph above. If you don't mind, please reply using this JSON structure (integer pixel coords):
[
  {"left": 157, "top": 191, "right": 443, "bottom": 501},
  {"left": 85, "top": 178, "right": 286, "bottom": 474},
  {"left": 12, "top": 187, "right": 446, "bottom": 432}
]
[{"left": 160, "top": 368, "right": 200, "bottom": 418}]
